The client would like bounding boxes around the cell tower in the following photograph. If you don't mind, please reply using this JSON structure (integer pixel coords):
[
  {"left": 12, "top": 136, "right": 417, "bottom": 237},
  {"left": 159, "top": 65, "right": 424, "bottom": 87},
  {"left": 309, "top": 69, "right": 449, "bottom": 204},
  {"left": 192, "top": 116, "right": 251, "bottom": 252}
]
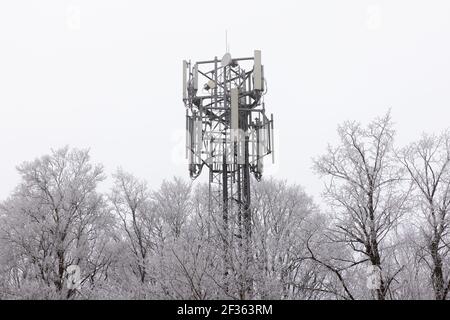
[{"left": 182, "top": 50, "right": 274, "bottom": 297}]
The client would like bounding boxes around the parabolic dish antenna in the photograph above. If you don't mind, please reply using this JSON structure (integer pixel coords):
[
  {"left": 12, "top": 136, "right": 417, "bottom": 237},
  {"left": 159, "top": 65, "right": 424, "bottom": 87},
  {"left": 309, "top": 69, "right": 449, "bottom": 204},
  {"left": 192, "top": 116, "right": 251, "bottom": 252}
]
[{"left": 221, "top": 53, "right": 232, "bottom": 67}]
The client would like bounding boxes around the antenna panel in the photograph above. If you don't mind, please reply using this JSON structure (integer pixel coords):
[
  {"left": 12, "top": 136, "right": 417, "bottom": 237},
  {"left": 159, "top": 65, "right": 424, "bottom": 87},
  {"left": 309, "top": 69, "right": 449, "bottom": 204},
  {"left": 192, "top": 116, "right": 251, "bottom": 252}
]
[
  {"left": 193, "top": 119, "right": 203, "bottom": 164},
  {"left": 183, "top": 60, "right": 188, "bottom": 100},
  {"left": 231, "top": 88, "right": 239, "bottom": 133},
  {"left": 193, "top": 64, "right": 198, "bottom": 90},
  {"left": 254, "top": 50, "right": 262, "bottom": 90}
]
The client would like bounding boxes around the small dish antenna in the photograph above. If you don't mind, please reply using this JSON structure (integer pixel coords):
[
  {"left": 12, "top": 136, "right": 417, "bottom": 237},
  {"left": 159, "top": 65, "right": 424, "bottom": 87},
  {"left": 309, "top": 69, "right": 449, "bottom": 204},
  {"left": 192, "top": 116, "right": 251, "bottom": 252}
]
[
  {"left": 204, "top": 79, "right": 216, "bottom": 91},
  {"left": 221, "top": 53, "right": 232, "bottom": 67}
]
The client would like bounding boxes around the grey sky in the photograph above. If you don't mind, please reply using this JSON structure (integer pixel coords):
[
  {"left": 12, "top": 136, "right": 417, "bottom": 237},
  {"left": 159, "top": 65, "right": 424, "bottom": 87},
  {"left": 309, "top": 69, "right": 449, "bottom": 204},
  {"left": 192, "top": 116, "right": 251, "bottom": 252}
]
[{"left": 1, "top": 0, "right": 449, "bottom": 202}]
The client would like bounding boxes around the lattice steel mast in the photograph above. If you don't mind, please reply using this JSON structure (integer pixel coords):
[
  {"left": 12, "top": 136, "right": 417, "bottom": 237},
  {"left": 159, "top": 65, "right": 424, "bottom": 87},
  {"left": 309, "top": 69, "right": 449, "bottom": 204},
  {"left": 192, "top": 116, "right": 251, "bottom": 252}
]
[{"left": 182, "top": 51, "right": 274, "bottom": 298}]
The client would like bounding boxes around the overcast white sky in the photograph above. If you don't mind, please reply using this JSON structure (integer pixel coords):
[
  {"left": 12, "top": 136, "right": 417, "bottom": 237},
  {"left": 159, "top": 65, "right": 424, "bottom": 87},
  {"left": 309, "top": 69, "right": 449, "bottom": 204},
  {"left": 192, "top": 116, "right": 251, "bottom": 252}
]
[{"left": 1, "top": 0, "right": 450, "bottom": 202}]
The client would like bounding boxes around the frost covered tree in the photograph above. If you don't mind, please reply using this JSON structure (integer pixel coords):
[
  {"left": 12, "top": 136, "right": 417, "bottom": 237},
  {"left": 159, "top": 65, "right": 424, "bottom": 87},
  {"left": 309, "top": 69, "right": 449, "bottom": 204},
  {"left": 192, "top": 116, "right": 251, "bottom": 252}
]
[
  {"left": 151, "top": 183, "right": 220, "bottom": 299},
  {"left": 3, "top": 113, "right": 448, "bottom": 300},
  {"left": 313, "top": 113, "right": 409, "bottom": 300},
  {"left": 251, "top": 178, "right": 327, "bottom": 299},
  {"left": 153, "top": 177, "right": 192, "bottom": 239},
  {"left": 109, "top": 169, "right": 156, "bottom": 297},
  {"left": 0, "top": 147, "right": 114, "bottom": 299},
  {"left": 398, "top": 132, "right": 450, "bottom": 300}
]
